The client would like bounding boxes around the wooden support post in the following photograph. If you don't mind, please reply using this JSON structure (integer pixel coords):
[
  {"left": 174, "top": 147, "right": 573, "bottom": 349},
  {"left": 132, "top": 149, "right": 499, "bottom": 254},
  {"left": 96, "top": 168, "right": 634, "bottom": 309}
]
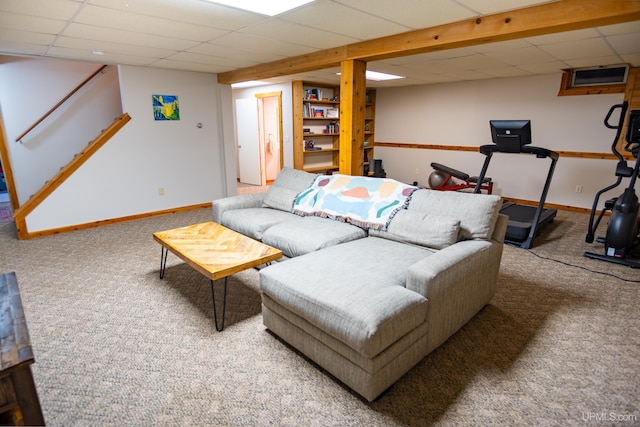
[{"left": 339, "top": 60, "right": 367, "bottom": 175}]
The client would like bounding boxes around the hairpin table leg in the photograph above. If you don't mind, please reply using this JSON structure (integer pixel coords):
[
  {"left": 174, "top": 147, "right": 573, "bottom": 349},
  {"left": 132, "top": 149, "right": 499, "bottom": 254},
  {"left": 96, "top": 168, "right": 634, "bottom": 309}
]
[
  {"left": 159, "top": 246, "right": 168, "bottom": 279},
  {"left": 210, "top": 277, "right": 228, "bottom": 332}
]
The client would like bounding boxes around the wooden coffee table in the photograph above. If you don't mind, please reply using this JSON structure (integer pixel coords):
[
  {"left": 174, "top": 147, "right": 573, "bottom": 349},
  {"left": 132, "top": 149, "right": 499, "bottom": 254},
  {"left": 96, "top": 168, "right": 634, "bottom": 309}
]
[{"left": 153, "top": 222, "right": 282, "bottom": 331}]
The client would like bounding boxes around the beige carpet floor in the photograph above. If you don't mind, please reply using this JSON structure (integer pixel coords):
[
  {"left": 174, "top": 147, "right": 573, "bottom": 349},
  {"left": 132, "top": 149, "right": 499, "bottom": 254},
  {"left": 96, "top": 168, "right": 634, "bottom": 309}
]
[{"left": 0, "top": 207, "right": 637, "bottom": 426}]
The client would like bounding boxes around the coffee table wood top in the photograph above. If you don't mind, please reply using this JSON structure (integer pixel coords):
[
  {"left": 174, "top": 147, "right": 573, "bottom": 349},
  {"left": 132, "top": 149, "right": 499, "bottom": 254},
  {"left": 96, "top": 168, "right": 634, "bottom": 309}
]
[{"left": 153, "top": 222, "right": 282, "bottom": 280}]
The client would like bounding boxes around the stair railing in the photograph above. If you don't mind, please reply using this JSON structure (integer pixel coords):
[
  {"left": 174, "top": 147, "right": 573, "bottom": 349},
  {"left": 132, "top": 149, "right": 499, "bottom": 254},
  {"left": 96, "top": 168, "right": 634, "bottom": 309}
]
[{"left": 15, "top": 64, "right": 109, "bottom": 143}]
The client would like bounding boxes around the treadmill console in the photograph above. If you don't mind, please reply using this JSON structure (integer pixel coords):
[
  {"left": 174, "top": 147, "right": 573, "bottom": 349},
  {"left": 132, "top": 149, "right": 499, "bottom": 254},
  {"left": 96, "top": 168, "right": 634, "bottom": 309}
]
[{"left": 490, "top": 120, "right": 531, "bottom": 153}]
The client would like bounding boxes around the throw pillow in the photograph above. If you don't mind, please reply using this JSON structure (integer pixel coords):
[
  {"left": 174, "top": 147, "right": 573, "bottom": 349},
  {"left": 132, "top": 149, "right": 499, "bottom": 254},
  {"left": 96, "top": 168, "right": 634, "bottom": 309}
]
[{"left": 370, "top": 209, "right": 460, "bottom": 249}]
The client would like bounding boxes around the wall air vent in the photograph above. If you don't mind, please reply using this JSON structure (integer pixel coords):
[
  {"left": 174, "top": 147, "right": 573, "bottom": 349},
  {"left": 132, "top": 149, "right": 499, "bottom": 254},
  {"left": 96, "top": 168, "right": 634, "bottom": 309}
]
[{"left": 570, "top": 64, "right": 629, "bottom": 87}]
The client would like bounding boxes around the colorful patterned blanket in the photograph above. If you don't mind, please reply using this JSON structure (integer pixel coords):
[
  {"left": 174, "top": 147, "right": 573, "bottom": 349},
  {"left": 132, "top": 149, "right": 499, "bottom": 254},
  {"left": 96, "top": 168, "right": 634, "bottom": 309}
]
[{"left": 292, "top": 174, "right": 418, "bottom": 230}]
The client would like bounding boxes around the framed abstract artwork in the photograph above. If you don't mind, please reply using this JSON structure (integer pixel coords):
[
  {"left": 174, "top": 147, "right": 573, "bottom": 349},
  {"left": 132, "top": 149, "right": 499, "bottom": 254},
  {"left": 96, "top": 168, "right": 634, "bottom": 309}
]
[{"left": 152, "top": 95, "right": 180, "bottom": 120}]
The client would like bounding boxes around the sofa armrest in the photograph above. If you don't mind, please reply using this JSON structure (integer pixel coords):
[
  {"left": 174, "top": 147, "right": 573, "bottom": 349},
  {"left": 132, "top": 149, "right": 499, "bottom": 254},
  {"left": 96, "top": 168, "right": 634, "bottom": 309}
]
[
  {"left": 407, "top": 239, "right": 499, "bottom": 298},
  {"left": 406, "top": 239, "right": 503, "bottom": 352},
  {"left": 212, "top": 192, "right": 267, "bottom": 223}
]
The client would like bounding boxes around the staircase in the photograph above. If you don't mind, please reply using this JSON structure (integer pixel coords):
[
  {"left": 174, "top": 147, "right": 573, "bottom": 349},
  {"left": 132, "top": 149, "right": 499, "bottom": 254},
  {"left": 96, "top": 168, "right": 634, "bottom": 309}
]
[{"left": 13, "top": 113, "right": 131, "bottom": 239}]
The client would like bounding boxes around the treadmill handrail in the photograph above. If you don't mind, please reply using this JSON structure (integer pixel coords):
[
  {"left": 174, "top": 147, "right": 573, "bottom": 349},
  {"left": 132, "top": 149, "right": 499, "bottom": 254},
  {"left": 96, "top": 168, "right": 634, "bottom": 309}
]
[{"left": 479, "top": 144, "right": 559, "bottom": 160}]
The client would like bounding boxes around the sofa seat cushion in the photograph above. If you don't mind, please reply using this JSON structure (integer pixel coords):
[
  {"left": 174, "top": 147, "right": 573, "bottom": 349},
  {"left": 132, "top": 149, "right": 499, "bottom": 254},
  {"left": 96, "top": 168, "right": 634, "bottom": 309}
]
[
  {"left": 261, "top": 216, "right": 367, "bottom": 258},
  {"left": 220, "top": 208, "right": 299, "bottom": 240},
  {"left": 260, "top": 237, "right": 431, "bottom": 358}
]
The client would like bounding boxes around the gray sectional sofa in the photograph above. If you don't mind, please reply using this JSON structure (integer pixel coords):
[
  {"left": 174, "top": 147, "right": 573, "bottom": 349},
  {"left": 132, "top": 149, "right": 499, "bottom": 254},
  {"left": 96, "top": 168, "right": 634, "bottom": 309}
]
[{"left": 213, "top": 167, "right": 507, "bottom": 401}]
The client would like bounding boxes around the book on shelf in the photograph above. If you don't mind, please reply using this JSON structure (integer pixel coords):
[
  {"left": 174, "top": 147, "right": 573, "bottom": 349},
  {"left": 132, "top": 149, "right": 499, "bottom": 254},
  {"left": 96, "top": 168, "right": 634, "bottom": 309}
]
[
  {"left": 303, "top": 88, "right": 323, "bottom": 100},
  {"left": 325, "top": 122, "right": 339, "bottom": 134},
  {"left": 303, "top": 102, "right": 326, "bottom": 118},
  {"left": 326, "top": 107, "right": 338, "bottom": 118}
]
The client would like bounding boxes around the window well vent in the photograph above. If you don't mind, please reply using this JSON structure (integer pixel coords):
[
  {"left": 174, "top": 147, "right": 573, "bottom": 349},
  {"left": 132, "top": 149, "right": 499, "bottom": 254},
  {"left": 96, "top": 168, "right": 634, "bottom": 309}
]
[{"left": 571, "top": 65, "right": 629, "bottom": 87}]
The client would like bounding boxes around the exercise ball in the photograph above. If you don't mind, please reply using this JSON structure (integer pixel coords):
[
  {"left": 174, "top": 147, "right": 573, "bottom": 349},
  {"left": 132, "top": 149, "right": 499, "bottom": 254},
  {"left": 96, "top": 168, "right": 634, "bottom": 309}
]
[{"left": 428, "top": 171, "right": 451, "bottom": 189}]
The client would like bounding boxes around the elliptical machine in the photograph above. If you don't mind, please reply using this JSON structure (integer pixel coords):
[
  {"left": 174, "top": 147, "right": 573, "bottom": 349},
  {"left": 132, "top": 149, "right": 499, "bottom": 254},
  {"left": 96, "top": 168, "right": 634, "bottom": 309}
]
[{"left": 584, "top": 102, "right": 640, "bottom": 268}]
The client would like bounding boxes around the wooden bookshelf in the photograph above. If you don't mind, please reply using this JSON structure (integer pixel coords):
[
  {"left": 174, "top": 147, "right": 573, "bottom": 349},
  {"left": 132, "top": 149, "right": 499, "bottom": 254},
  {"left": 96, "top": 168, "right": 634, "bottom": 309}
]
[
  {"left": 364, "top": 88, "right": 376, "bottom": 176},
  {"left": 293, "top": 80, "right": 375, "bottom": 175}
]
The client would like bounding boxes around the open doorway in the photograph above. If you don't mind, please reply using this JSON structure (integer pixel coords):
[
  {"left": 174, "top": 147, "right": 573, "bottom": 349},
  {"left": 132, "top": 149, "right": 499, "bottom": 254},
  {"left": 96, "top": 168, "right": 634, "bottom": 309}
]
[
  {"left": 236, "top": 91, "right": 283, "bottom": 191},
  {"left": 256, "top": 92, "right": 283, "bottom": 185}
]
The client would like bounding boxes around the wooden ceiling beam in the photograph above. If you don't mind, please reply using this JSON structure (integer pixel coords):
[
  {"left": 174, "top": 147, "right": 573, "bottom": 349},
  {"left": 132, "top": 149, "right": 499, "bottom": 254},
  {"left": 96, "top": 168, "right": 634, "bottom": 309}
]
[
  {"left": 347, "top": 0, "right": 640, "bottom": 62},
  {"left": 217, "top": 0, "right": 640, "bottom": 85}
]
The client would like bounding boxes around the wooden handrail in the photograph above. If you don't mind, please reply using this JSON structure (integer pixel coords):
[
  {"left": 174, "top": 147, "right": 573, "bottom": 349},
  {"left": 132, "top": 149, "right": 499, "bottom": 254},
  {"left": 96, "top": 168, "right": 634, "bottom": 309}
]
[
  {"left": 13, "top": 113, "right": 131, "bottom": 236},
  {"left": 15, "top": 64, "right": 109, "bottom": 142}
]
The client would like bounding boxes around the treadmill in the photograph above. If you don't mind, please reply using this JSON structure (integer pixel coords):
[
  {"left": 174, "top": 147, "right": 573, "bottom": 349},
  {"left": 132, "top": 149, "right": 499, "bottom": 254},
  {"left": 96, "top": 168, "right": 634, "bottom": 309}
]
[{"left": 474, "top": 120, "right": 559, "bottom": 249}]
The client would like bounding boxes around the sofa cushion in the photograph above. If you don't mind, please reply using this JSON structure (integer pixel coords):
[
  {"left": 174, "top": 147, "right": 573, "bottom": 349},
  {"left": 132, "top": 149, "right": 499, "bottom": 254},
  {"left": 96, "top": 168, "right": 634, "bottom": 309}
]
[
  {"left": 262, "top": 216, "right": 367, "bottom": 258},
  {"left": 407, "top": 190, "right": 502, "bottom": 240},
  {"left": 220, "top": 208, "right": 299, "bottom": 240},
  {"left": 369, "top": 210, "right": 460, "bottom": 249},
  {"left": 260, "top": 237, "right": 431, "bottom": 358},
  {"left": 262, "top": 168, "right": 317, "bottom": 212}
]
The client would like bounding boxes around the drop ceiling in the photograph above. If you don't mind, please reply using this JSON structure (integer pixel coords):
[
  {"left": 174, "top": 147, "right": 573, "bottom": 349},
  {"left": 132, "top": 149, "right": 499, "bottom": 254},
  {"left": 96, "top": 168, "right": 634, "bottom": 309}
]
[{"left": 0, "top": 0, "right": 639, "bottom": 87}]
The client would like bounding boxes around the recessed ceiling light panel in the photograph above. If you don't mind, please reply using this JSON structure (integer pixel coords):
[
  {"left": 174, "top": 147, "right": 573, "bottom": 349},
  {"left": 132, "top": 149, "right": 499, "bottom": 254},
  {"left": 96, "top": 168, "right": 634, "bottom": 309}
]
[
  {"left": 231, "top": 80, "right": 270, "bottom": 88},
  {"left": 337, "top": 70, "right": 405, "bottom": 81},
  {"left": 203, "top": 0, "right": 314, "bottom": 16}
]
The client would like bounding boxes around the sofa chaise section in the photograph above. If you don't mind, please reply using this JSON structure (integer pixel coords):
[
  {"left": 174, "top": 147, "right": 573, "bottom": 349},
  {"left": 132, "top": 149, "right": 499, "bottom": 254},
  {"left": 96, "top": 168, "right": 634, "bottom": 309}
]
[{"left": 260, "top": 190, "right": 507, "bottom": 401}]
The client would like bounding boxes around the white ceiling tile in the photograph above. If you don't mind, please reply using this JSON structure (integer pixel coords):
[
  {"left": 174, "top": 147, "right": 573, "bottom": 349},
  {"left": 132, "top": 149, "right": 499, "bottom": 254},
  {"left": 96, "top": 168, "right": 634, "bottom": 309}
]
[
  {"left": 597, "top": 22, "right": 640, "bottom": 36},
  {"left": 0, "top": 40, "right": 48, "bottom": 56},
  {"left": 238, "top": 18, "right": 359, "bottom": 49},
  {"left": 210, "top": 33, "right": 316, "bottom": 57},
  {"left": 75, "top": 4, "right": 229, "bottom": 41},
  {"left": 88, "top": 0, "right": 266, "bottom": 30},
  {"left": 537, "top": 38, "right": 616, "bottom": 61},
  {"left": 563, "top": 56, "right": 627, "bottom": 69},
  {"left": 0, "top": 12, "right": 68, "bottom": 34},
  {"left": 526, "top": 28, "right": 600, "bottom": 45},
  {"left": 46, "top": 46, "right": 155, "bottom": 65},
  {"left": 447, "top": 54, "right": 508, "bottom": 70},
  {"left": 470, "top": 39, "right": 533, "bottom": 53},
  {"left": 279, "top": 0, "right": 411, "bottom": 40},
  {"left": 187, "top": 44, "right": 286, "bottom": 63},
  {"left": 621, "top": 53, "right": 640, "bottom": 67},
  {"left": 0, "top": 29, "right": 57, "bottom": 46},
  {"left": 54, "top": 36, "right": 176, "bottom": 59},
  {"left": 481, "top": 66, "right": 533, "bottom": 78},
  {"left": 335, "top": 0, "right": 477, "bottom": 29},
  {"left": 482, "top": 46, "right": 558, "bottom": 66},
  {"left": 151, "top": 58, "right": 232, "bottom": 73},
  {"left": 63, "top": 23, "right": 201, "bottom": 51},
  {"left": 455, "top": 0, "right": 557, "bottom": 15},
  {"left": 442, "top": 70, "right": 494, "bottom": 81},
  {"left": 606, "top": 33, "right": 640, "bottom": 55},
  {"left": 416, "top": 47, "right": 478, "bottom": 61},
  {"left": 167, "top": 51, "right": 259, "bottom": 68},
  {"left": 518, "top": 61, "right": 568, "bottom": 74},
  {"left": 0, "top": 0, "right": 82, "bottom": 20}
]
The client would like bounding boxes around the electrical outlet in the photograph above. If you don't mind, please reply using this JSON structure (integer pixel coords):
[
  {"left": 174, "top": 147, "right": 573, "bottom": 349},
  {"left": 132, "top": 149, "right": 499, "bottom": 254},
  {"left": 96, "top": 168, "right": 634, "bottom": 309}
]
[
  {"left": 415, "top": 168, "right": 420, "bottom": 175},
  {"left": 575, "top": 185, "right": 582, "bottom": 193},
  {"left": 159, "top": 187, "right": 165, "bottom": 196}
]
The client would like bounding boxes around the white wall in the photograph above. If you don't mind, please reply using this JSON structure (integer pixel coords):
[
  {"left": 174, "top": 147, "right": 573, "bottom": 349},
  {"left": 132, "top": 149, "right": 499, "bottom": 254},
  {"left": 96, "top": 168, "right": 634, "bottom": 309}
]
[
  {"left": 0, "top": 57, "right": 122, "bottom": 204},
  {"left": 375, "top": 73, "right": 627, "bottom": 209},
  {"left": 0, "top": 59, "right": 234, "bottom": 233}
]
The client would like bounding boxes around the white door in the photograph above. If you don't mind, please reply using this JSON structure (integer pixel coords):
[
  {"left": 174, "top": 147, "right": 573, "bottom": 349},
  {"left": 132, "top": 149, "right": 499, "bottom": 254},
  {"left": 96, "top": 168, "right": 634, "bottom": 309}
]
[{"left": 235, "top": 98, "right": 261, "bottom": 185}]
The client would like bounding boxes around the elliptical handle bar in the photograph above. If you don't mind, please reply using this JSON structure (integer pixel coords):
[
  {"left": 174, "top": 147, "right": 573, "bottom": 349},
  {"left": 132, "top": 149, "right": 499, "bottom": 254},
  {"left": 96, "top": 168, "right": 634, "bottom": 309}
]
[{"left": 605, "top": 101, "right": 629, "bottom": 163}]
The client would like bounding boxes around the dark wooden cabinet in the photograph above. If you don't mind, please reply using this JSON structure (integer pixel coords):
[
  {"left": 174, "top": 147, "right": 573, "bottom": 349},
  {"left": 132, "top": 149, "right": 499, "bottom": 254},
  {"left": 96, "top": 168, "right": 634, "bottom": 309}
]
[{"left": 0, "top": 272, "right": 45, "bottom": 426}]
